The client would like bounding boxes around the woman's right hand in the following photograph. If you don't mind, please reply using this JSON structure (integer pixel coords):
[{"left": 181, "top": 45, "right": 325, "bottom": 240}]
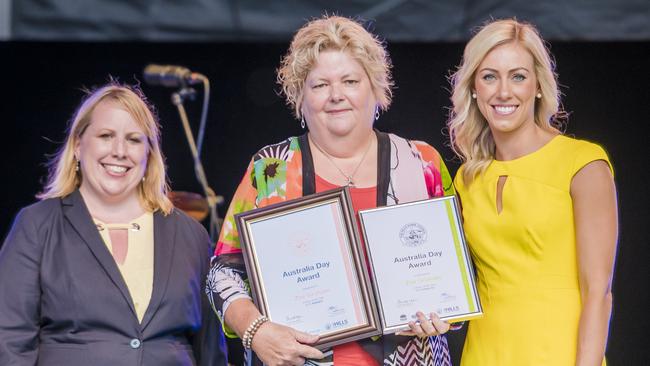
[{"left": 251, "top": 321, "right": 324, "bottom": 366}]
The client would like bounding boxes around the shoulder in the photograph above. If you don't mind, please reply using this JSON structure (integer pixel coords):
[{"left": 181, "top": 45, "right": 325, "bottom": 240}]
[
  {"left": 453, "top": 164, "right": 469, "bottom": 194},
  {"left": 161, "top": 209, "right": 211, "bottom": 254},
  {"left": 246, "top": 135, "right": 303, "bottom": 196},
  {"left": 454, "top": 165, "right": 466, "bottom": 184},
  {"left": 22, "top": 196, "right": 62, "bottom": 214},
  {"left": 14, "top": 197, "right": 63, "bottom": 227},
  {"left": 387, "top": 133, "right": 443, "bottom": 161},
  {"left": 251, "top": 136, "right": 301, "bottom": 163},
  {"left": 3, "top": 197, "right": 63, "bottom": 250},
  {"left": 554, "top": 135, "right": 612, "bottom": 175},
  {"left": 552, "top": 135, "right": 607, "bottom": 156},
  {"left": 164, "top": 208, "right": 207, "bottom": 235},
  {"left": 412, "top": 140, "right": 443, "bottom": 162}
]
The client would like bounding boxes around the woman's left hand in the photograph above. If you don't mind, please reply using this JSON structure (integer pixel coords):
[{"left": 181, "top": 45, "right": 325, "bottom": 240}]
[{"left": 396, "top": 312, "right": 450, "bottom": 337}]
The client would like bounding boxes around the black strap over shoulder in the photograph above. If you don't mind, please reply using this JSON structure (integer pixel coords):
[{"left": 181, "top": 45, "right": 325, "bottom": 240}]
[
  {"left": 297, "top": 133, "right": 316, "bottom": 196},
  {"left": 375, "top": 130, "right": 391, "bottom": 207}
]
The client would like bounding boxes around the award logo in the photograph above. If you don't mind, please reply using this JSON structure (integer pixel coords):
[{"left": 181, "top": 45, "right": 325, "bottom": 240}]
[
  {"left": 399, "top": 223, "right": 427, "bottom": 247},
  {"left": 287, "top": 230, "right": 311, "bottom": 256},
  {"left": 325, "top": 319, "right": 349, "bottom": 330}
]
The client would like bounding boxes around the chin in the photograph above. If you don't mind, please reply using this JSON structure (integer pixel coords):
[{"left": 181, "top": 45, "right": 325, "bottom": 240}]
[
  {"left": 488, "top": 117, "right": 516, "bottom": 130},
  {"left": 325, "top": 127, "right": 354, "bottom": 138},
  {"left": 331, "top": 120, "right": 367, "bottom": 135},
  {"left": 101, "top": 186, "right": 139, "bottom": 200}
]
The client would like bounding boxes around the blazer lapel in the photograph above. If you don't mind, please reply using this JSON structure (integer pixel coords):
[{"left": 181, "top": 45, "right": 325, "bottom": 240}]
[
  {"left": 140, "top": 210, "right": 176, "bottom": 330},
  {"left": 61, "top": 191, "right": 137, "bottom": 317}
]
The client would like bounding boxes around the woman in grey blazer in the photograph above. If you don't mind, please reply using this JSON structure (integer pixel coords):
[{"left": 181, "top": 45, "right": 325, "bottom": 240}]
[{"left": 0, "top": 82, "right": 227, "bottom": 366}]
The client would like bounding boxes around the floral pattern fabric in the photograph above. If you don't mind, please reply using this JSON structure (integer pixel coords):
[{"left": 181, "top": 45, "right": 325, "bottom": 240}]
[{"left": 206, "top": 131, "right": 455, "bottom": 365}]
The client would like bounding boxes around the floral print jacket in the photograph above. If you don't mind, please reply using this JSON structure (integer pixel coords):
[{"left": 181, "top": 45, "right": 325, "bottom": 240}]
[{"left": 206, "top": 131, "right": 455, "bottom": 365}]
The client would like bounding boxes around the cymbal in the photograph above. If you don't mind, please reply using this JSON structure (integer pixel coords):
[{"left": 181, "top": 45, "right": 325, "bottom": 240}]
[{"left": 168, "top": 191, "right": 209, "bottom": 221}]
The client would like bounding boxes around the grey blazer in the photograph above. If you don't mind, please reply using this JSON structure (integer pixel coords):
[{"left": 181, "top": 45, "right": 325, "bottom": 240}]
[{"left": 0, "top": 190, "right": 227, "bottom": 366}]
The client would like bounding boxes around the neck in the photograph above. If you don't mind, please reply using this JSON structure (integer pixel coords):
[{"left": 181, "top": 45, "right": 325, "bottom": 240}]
[
  {"left": 308, "top": 130, "right": 375, "bottom": 159},
  {"left": 80, "top": 188, "right": 146, "bottom": 223},
  {"left": 308, "top": 130, "right": 378, "bottom": 188},
  {"left": 492, "top": 124, "right": 556, "bottom": 161}
]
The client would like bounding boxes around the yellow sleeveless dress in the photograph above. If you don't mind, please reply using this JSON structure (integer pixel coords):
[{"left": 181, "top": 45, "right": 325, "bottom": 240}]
[{"left": 454, "top": 135, "right": 611, "bottom": 366}]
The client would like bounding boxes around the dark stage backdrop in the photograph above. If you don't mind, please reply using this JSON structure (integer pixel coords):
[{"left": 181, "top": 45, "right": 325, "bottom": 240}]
[{"left": 1, "top": 41, "right": 649, "bottom": 365}]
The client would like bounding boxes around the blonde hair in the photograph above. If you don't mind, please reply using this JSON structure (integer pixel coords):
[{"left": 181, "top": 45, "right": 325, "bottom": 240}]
[
  {"left": 277, "top": 15, "right": 394, "bottom": 119},
  {"left": 38, "top": 82, "right": 173, "bottom": 214},
  {"left": 447, "top": 18, "right": 564, "bottom": 185}
]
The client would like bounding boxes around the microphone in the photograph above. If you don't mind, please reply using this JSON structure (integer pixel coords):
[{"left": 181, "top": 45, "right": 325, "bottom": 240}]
[{"left": 143, "top": 64, "right": 204, "bottom": 87}]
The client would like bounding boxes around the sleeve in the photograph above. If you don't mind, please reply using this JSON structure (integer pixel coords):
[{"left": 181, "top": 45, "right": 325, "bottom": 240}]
[
  {"left": 413, "top": 141, "right": 455, "bottom": 197},
  {"left": 214, "top": 158, "right": 258, "bottom": 256},
  {"left": 453, "top": 166, "right": 465, "bottom": 195},
  {"left": 572, "top": 141, "right": 613, "bottom": 178},
  {"left": 438, "top": 157, "right": 456, "bottom": 196},
  {"left": 0, "top": 208, "right": 43, "bottom": 365},
  {"left": 206, "top": 158, "right": 258, "bottom": 338},
  {"left": 192, "top": 222, "right": 228, "bottom": 366}
]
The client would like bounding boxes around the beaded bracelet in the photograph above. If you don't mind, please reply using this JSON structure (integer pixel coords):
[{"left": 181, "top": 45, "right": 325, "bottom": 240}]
[{"left": 242, "top": 315, "right": 269, "bottom": 350}]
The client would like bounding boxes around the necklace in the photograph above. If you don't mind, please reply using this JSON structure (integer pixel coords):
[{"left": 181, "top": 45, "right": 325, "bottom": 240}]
[{"left": 309, "top": 133, "right": 374, "bottom": 187}]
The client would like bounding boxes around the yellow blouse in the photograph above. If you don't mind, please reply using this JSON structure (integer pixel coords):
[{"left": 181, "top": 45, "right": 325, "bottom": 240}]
[{"left": 94, "top": 212, "right": 154, "bottom": 323}]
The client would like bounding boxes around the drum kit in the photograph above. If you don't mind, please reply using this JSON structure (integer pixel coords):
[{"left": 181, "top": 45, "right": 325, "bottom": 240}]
[{"left": 167, "top": 190, "right": 209, "bottom": 222}]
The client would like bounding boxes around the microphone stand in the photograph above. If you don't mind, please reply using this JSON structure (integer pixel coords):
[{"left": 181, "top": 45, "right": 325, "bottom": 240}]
[{"left": 171, "top": 82, "right": 222, "bottom": 248}]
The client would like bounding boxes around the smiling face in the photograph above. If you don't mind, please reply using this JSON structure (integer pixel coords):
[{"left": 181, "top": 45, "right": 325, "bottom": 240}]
[
  {"left": 473, "top": 42, "right": 539, "bottom": 138},
  {"left": 301, "top": 49, "right": 377, "bottom": 144},
  {"left": 75, "top": 100, "right": 149, "bottom": 205}
]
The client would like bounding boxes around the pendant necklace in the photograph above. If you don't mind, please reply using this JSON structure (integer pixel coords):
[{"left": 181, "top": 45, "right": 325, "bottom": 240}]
[{"left": 309, "top": 133, "right": 374, "bottom": 187}]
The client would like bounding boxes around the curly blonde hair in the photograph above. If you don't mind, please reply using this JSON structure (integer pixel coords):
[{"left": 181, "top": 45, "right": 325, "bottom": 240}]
[
  {"left": 38, "top": 81, "right": 173, "bottom": 214},
  {"left": 447, "top": 18, "right": 564, "bottom": 185},
  {"left": 277, "top": 15, "right": 394, "bottom": 119}
]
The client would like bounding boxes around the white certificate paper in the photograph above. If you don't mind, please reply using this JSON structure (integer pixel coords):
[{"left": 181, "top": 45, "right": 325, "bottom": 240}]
[
  {"left": 359, "top": 196, "right": 482, "bottom": 333},
  {"left": 248, "top": 202, "right": 366, "bottom": 335}
]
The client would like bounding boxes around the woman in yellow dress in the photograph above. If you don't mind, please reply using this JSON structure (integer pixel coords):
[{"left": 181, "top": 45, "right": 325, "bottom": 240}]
[{"left": 447, "top": 19, "right": 618, "bottom": 365}]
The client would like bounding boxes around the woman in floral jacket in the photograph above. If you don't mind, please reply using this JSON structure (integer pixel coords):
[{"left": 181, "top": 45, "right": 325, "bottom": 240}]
[{"left": 207, "top": 15, "right": 456, "bottom": 366}]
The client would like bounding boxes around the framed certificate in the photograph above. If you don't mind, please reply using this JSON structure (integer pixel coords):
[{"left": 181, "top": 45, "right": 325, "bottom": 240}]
[
  {"left": 358, "top": 195, "right": 482, "bottom": 334},
  {"left": 235, "top": 187, "right": 381, "bottom": 350}
]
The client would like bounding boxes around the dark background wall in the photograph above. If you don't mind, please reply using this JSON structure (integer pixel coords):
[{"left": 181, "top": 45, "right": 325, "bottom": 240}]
[
  {"left": 8, "top": 0, "right": 650, "bottom": 41},
  {"left": 1, "top": 40, "right": 648, "bottom": 365}
]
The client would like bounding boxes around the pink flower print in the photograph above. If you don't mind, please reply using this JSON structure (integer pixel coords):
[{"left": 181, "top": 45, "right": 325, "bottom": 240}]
[{"left": 424, "top": 163, "right": 443, "bottom": 197}]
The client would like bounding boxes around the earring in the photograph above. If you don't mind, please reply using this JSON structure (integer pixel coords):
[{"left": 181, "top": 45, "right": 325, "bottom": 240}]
[
  {"left": 141, "top": 176, "right": 145, "bottom": 183},
  {"left": 536, "top": 92, "right": 542, "bottom": 99},
  {"left": 471, "top": 92, "right": 477, "bottom": 99},
  {"left": 300, "top": 115, "right": 306, "bottom": 129},
  {"left": 75, "top": 159, "right": 80, "bottom": 172},
  {"left": 374, "top": 106, "right": 380, "bottom": 121}
]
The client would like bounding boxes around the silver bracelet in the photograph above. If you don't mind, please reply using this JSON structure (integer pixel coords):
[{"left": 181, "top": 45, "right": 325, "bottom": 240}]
[{"left": 242, "top": 315, "right": 269, "bottom": 350}]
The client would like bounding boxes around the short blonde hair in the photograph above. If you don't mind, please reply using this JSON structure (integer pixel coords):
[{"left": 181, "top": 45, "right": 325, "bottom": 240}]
[
  {"left": 38, "top": 82, "right": 173, "bottom": 214},
  {"left": 447, "top": 18, "right": 564, "bottom": 185},
  {"left": 277, "top": 15, "right": 394, "bottom": 119}
]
